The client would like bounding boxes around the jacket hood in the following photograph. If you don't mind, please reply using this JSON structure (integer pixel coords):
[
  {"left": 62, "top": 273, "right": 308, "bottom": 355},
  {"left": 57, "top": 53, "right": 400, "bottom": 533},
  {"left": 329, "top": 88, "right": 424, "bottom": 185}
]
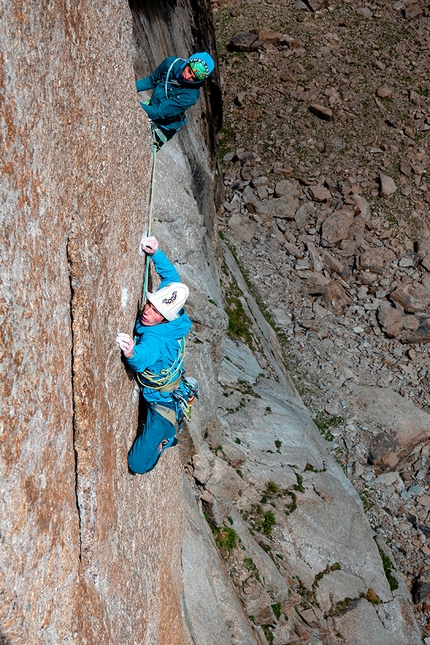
[{"left": 177, "top": 52, "right": 215, "bottom": 85}]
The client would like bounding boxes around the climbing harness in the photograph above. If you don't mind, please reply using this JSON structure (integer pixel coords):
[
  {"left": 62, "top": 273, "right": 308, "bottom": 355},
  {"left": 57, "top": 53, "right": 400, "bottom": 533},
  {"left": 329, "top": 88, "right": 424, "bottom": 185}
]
[
  {"left": 153, "top": 375, "right": 199, "bottom": 430},
  {"left": 135, "top": 337, "right": 199, "bottom": 429},
  {"left": 153, "top": 403, "right": 178, "bottom": 427}
]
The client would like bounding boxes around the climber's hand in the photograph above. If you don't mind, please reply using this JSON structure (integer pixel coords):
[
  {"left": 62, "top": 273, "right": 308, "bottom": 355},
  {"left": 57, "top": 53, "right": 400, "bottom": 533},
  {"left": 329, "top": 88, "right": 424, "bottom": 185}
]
[
  {"left": 140, "top": 235, "right": 159, "bottom": 255},
  {"left": 116, "top": 333, "right": 134, "bottom": 358}
]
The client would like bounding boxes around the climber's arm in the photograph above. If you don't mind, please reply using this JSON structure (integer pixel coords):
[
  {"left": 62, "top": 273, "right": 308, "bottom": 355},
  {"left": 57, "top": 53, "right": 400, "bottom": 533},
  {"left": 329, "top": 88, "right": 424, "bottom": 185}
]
[
  {"left": 140, "top": 236, "right": 181, "bottom": 287},
  {"left": 139, "top": 91, "right": 198, "bottom": 122},
  {"left": 135, "top": 57, "right": 172, "bottom": 93}
]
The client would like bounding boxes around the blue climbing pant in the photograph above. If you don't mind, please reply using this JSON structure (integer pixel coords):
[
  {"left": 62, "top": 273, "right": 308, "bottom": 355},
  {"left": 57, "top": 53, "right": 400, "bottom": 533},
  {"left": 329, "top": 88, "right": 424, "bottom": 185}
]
[{"left": 128, "top": 401, "right": 177, "bottom": 474}]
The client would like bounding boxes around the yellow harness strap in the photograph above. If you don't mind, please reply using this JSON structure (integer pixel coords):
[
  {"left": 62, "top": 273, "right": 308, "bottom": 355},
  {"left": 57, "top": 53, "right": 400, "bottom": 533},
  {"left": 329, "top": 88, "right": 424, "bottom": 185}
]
[{"left": 156, "top": 375, "right": 182, "bottom": 393}]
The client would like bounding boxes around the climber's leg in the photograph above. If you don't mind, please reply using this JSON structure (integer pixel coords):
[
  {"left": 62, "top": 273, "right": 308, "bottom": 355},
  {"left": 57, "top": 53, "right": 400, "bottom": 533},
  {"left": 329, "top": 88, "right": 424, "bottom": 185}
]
[{"left": 128, "top": 403, "right": 177, "bottom": 474}]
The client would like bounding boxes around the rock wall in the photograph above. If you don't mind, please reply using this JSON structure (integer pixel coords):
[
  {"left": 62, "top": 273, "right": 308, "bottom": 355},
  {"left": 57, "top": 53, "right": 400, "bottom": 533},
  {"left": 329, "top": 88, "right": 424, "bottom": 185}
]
[{"left": 1, "top": 1, "right": 194, "bottom": 643}]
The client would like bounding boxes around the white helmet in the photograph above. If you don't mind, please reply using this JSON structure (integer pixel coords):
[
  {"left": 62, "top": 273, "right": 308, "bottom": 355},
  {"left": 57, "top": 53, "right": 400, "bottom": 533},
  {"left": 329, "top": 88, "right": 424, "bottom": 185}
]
[{"left": 147, "top": 282, "right": 189, "bottom": 321}]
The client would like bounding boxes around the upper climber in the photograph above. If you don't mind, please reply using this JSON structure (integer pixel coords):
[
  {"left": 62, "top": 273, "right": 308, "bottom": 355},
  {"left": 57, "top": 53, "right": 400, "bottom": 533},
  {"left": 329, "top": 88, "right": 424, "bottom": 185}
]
[
  {"left": 116, "top": 236, "right": 192, "bottom": 474},
  {"left": 136, "top": 52, "right": 215, "bottom": 149}
]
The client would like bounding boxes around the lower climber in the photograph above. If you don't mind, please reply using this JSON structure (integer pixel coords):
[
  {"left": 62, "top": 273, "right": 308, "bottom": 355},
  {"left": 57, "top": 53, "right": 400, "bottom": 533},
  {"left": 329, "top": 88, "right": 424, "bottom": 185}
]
[
  {"left": 136, "top": 52, "right": 215, "bottom": 149},
  {"left": 116, "top": 236, "right": 192, "bottom": 474}
]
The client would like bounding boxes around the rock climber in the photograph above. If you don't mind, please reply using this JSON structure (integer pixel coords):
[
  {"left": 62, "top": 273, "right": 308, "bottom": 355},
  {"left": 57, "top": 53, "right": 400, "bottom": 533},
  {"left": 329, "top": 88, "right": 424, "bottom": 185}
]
[
  {"left": 116, "top": 236, "right": 192, "bottom": 474},
  {"left": 136, "top": 52, "right": 215, "bottom": 149}
]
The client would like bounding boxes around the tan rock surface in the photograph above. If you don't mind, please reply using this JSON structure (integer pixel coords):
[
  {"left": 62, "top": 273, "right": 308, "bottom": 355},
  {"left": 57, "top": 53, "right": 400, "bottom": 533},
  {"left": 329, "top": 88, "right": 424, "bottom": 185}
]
[
  {"left": 1, "top": 1, "right": 152, "bottom": 642},
  {"left": 390, "top": 283, "right": 430, "bottom": 313},
  {"left": 358, "top": 247, "right": 396, "bottom": 274},
  {"left": 321, "top": 210, "right": 355, "bottom": 246}
]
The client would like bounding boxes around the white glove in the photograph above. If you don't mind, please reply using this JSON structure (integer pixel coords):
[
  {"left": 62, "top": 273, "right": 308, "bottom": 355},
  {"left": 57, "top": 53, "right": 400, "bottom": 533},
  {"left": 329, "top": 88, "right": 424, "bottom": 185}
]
[
  {"left": 116, "top": 333, "right": 134, "bottom": 358},
  {"left": 140, "top": 235, "right": 159, "bottom": 255}
]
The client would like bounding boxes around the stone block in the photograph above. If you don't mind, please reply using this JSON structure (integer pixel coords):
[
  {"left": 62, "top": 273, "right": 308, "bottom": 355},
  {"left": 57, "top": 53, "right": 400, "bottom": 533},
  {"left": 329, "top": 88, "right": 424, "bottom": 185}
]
[
  {"left": 228, "top": 32, "right": 262, "bottom": 51},
  {"left": 320, "top": 210, "right": 354, "bottom": 246}
]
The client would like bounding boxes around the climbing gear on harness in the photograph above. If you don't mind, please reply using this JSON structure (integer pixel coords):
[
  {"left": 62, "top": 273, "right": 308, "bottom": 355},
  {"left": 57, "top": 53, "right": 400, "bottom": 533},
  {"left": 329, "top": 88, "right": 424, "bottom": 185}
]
[
  {"left": 135, "top": 337, "right": 186, "bottom": 390},
  {"left": 183, "top": 376, "right": 199, "bottom": 420},
  {"left": 151, "top": 123, "right": 169, "bottom": 150},
  {"left": 171, "top": 376, "right": 199, "bottom": 421},
  {"left": 147, "top": 282, "right": 189, "bottom": 321}
]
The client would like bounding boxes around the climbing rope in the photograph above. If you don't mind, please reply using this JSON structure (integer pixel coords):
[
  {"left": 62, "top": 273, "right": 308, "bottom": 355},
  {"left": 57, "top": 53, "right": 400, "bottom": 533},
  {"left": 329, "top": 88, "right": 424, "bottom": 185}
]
[
  {"left": 135, "top": 337, "right": 186, "bottom": 390},
  {"left": 142, "top": 142, "right": 158, "bottom": 304}
]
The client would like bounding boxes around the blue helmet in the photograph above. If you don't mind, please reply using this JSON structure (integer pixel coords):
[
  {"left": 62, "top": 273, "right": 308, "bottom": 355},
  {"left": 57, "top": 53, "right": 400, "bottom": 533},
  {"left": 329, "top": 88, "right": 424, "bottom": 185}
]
[{"left": 179, "top": 52, "right": 215, "bottom": 83}]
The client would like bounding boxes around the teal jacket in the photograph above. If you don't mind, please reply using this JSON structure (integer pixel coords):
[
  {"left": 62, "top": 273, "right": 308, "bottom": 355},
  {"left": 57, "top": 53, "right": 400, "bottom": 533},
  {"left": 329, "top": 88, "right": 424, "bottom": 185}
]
[
  {"left": 136, "top": 56, "right": 205, "bottom": 132},
  {"left": 124, "top": 250, "right": 192, "bottom": 405}
]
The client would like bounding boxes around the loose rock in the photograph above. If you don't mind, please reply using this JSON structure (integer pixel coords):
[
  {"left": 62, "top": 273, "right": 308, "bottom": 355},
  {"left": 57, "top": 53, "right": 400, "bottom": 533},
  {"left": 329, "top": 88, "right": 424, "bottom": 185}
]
[
  {"left": 228, "top": 32, "right": 262, "bottom": 51},
  {"left": 309, "top": 104, "right": 333, "bottom": 121},
  {"left": 379, "top": 173, "right": 397, "bottom": 199}
]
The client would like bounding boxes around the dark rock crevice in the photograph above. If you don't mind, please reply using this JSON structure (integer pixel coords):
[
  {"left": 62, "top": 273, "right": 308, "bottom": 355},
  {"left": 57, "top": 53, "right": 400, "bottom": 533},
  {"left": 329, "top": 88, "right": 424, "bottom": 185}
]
[{"left": 66, "top": 232, "right": 82, "bottom": 562}]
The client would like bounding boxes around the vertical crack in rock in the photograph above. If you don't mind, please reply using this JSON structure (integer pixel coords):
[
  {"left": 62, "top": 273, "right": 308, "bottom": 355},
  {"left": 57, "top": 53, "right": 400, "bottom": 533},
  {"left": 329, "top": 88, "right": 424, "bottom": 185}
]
[{"left": 66, "top": 232, "right": 82, "bottom": 561}]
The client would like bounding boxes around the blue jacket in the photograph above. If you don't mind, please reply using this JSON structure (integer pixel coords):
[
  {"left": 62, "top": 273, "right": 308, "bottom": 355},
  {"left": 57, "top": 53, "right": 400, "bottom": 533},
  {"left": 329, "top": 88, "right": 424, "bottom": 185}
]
[
  {"left": 136, "top": 56, "right": 206, "bottom": 132},
  {"left": 124, "top": 249, "right": 192, "bottom": 405}
]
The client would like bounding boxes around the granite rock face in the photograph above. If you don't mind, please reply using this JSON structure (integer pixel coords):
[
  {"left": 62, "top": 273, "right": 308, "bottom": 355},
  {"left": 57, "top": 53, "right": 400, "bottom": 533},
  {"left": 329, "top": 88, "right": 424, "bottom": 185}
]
[{"left": 1, "top": 1, "right": 213, "bottom": 643}]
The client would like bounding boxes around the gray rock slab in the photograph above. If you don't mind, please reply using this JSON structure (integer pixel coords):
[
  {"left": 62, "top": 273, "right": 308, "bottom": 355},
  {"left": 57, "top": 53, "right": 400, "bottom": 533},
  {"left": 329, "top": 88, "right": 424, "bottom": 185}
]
[
  {"left": 213, "top": 248, "right": 421, "bottom": 642},
  {"left": 315, "top": 569, "right": 367, "bottom": 614},
  {"left": 275, "top": 471, "right": 392, "bottom": 599},
  {"left": 218, "top": 372, "right": 396, "bottom": 596},
  {"left": 220, "top": 337, "right": 263, "bottom": 385},
  {"left": 228, "top": 509, "right": 291, "bottom": 600},
  {"left": 329, "top": 596, "right": 421, "bottom": 645},
  {"left": 182, "top": 478, "right": 261, "bottom": 645},
  {"left": 217, "top": 363, "right": 423, "bottom": 643}
]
